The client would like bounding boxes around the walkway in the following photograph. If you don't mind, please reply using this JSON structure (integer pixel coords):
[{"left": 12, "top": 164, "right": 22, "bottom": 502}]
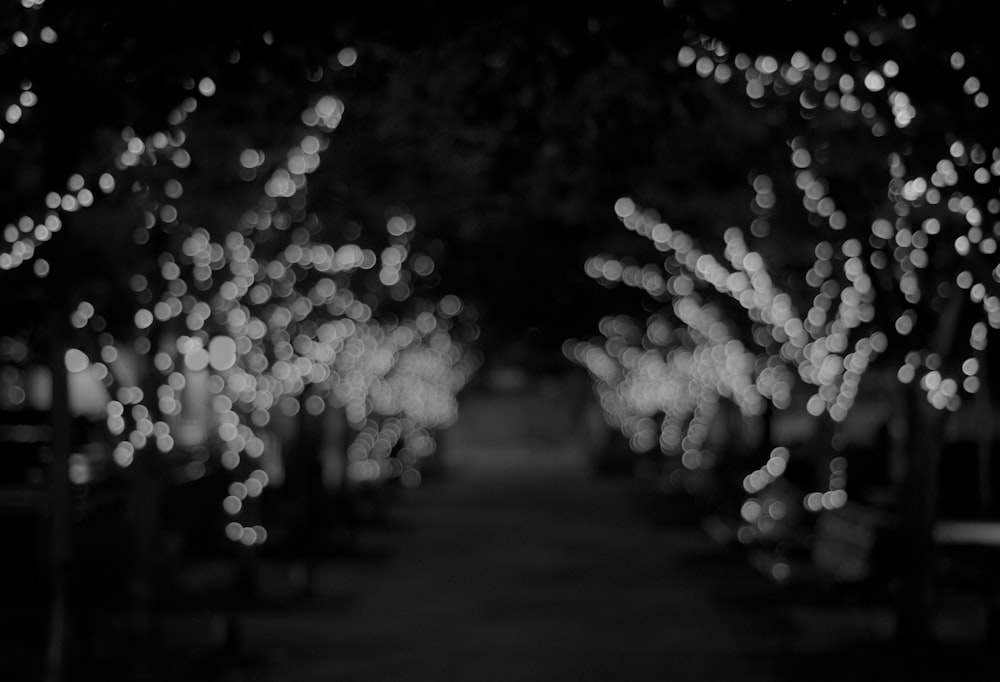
[{"left": 150, "top": 377, "right": 999, "bottom": 681}]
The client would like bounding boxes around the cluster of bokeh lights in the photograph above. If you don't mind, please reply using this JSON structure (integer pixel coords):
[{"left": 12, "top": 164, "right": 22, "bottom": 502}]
[
  {"left": 2, "top": 42, "right": 480, "bottom": 549},
  {"left": 572, "top": 7, "right": 999, "bottom": 555}
]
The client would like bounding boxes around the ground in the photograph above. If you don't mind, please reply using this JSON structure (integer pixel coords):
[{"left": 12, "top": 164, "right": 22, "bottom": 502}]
[{"left": 45, "top": 373, "right": 1000, "bottom": 681}]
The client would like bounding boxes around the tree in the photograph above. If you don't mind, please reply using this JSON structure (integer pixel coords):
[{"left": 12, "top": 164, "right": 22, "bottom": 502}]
[
  {"left": 572, "top": 0, "right": 1000, "bottom": 644},
  {"left": 2, "top": 11, "right": 482, "bottom": 673}
]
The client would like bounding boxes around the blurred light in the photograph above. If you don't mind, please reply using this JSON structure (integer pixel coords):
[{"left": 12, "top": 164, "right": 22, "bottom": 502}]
[
  {"left": 198, "top": 77, "right": 216, "bottom": 97},
  {"left": 64, "top": 348, "right": 89, "bottom": 373},
  {"left": 208, "top": 336, "right": 237, "bottom": 371},
  {"left": 337, "top": 47, "right": 358, "bottom": 67},
  {"left": 184, "top": 347, "right": 210, "bottom": 372},
  {"left": 400, "top": 468, "right": 422, "bottom": 489}
]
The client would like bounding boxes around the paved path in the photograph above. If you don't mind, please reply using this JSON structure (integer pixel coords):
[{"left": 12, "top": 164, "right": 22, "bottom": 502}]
[
  {"left": 212, "top": 386, "right": 794, "bottom": 681},
  {"left": 153, "top": 384, "right": 1000, "bottom": 682},
  {"left": 240, "top": 467, "right": 791, "bottom": 682}
]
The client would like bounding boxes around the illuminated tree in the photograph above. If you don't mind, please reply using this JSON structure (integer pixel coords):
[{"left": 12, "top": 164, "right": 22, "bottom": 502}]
[
  {"left": 572, "top": 0, "right": 1000, "bottom": 643},
  {"left": 2, "top": 9, "right": 483, "bottom": 671},
  {"left": 674, "top": 2, "right": 1000, "bottom": 641},
  {"left": 0, "top": 4, "right": 257, "bottom": 676},
  {"left": 81, "top": 72, "right": 481, "bottom": 650}
]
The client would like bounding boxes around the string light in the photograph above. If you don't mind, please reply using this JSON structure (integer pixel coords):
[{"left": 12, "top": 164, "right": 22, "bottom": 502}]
[{"left": 3, "top": 51, "right": 480, "bottom": 551}]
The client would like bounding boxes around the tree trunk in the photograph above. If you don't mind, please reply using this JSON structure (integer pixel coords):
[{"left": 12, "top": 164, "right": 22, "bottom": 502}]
[
  {"left": 892, "top": 293, "right": 964, "bottom": 644},
  {"left": 44, "top": 321, "right": 73, "bottom": 682},
  {"left": 975, "top": 349, "right": 993, "bottom": 515},
  {"left": 223, "top": 543, "right": 257, "bottom": 659},
  {"left": 893, "top": 382, "right": 942, "bottom": 645},
  {"left": 128, "top": 336, "right": 169, "bottom": 673}
]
